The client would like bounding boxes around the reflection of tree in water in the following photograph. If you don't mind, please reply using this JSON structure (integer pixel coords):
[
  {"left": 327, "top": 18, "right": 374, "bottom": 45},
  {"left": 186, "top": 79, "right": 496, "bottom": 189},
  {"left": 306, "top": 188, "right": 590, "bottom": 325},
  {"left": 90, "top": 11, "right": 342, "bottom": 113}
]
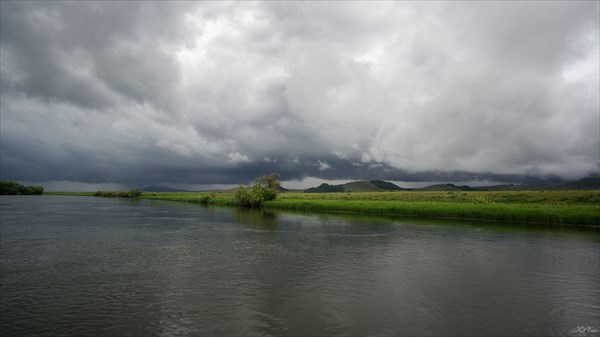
[{"left": 233, "top": 208, "right": 279, "bottom": 229}]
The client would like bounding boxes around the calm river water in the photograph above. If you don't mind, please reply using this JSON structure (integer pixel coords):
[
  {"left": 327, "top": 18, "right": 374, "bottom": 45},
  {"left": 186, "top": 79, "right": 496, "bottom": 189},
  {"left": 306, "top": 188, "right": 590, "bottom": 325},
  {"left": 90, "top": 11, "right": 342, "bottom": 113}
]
[{"left": 1, "top": 195, "right": 599, "bottom": 336}]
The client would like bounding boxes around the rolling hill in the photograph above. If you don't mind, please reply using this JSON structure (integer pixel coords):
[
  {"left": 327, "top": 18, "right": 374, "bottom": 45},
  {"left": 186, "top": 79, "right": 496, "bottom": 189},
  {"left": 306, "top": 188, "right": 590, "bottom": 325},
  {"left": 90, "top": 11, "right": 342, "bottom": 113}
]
[
  {"left": 417, "top": 184, "right": 477, "bottom": 192},
  {"left": 304, "top": 180, "right": 403, "bottom": 193},
  {"left": 302, "top": 177, "right": 599, "bottom": 193}
]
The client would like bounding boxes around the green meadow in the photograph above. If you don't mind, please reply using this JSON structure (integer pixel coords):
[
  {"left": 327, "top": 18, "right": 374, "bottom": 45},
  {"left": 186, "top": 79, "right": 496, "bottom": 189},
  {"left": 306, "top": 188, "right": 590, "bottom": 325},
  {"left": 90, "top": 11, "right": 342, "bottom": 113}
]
[
  {"left": 48, "top": 189, "right": 600, "bottom": 227},
  {"left": 271, "top": 191, "right": 600, "bottom": 226}
]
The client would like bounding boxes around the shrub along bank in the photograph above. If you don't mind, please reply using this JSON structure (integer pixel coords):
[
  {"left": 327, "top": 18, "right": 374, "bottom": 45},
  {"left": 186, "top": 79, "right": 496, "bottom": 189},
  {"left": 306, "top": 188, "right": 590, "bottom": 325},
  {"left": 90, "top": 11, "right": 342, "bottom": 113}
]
[
  {"left": 49, "top": 188, "right": 600, "bottom": 227},
  {"left": 132, "top": 190, "right": 600, "bottom": 227}
]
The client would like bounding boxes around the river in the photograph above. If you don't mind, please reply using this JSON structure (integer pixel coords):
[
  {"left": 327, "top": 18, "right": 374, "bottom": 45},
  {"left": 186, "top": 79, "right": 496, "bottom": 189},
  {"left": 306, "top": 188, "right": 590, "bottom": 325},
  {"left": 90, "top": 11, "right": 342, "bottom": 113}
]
[{"left": 1, "top": 195, "right": 598, "bottom": 336}]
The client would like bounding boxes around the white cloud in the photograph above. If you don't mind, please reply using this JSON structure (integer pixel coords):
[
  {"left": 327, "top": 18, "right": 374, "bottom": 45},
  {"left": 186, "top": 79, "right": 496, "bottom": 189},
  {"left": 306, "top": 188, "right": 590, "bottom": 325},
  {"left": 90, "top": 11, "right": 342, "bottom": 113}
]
[
  {"left": 317, "top": 160, "right": 331, "bottom": 171},
  {"left": 227, "top": 152, "right": 250, "bottom": 165}
]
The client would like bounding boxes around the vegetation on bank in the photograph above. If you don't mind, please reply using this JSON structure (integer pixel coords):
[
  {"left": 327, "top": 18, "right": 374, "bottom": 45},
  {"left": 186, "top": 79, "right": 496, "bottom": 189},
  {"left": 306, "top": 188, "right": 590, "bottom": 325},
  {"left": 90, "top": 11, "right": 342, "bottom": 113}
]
[
  {"left": 277, "top": 190, "right": 600, "bottom": 205},
  {"left": 271, "top": 191, "right": 599, "bottom": 226},
  {"left": 43, "top": 190, "right": 143, "bottom": 198},
  {"left": 0, "top": 180, "right": 44, "bottom": 195},
  {"left": 49, "top": 187, "right": 600, "bottom": 227},
  {"left": 234, "top": 173, "right": 281, "bottom": 206},
  {"left": 263, "top": 199, "right": 598, "bottom": 226},
  {"left": 94, "top": 189, "right": 143, "bottom": 198},
  {"left": 43, "top": 175, "right": 599, "bottom": 226}
]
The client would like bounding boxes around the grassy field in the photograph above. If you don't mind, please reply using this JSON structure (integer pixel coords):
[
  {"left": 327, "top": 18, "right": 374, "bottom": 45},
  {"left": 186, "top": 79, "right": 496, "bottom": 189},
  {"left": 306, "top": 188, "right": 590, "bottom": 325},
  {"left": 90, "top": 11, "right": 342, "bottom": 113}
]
[
  {"left": 268, "top": 191, "right": 600, "bottom": 226},
  {"left": 46, "top": 190, "right": 600, "bottom": 227},
  {"left": 278, "top": 190, "right": 600, "bottom": 205}
]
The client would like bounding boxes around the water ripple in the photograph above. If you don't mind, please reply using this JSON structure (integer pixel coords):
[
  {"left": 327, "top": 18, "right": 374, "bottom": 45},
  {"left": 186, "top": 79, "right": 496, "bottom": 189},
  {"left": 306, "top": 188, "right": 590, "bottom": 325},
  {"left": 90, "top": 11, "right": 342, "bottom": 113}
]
[{"left": 1, "top": 196, "right": 598, "bottom": 336}]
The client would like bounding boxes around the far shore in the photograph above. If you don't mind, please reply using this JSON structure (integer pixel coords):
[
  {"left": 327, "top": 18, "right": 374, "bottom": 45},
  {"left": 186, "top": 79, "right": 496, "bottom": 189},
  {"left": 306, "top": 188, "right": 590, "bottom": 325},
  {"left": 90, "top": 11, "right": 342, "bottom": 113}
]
[{"left": 43, "top": 190, "right": 600, "bottom": 228}]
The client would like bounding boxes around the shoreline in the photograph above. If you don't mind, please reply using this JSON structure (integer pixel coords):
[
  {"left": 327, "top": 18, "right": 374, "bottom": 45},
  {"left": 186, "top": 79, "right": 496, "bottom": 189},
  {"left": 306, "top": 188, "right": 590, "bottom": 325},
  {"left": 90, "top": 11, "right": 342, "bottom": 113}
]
[{"left": 43, "top": 190, "right": 600, "bottom": 228}]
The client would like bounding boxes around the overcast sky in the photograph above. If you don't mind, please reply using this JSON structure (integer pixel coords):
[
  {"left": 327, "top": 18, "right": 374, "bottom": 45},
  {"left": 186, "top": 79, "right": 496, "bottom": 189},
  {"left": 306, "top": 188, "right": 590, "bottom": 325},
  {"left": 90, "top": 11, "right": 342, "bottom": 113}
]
[{"left": 1, "top": 1, "right": 598, "bottom": 190}]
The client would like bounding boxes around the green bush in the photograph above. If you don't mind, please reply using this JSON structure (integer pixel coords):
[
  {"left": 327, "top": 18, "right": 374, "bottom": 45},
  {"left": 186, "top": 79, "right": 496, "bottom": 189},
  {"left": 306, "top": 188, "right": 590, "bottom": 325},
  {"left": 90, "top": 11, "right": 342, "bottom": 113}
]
[
  {"left": 235, "top": 173, "right": 281, "bottom": 207},
  {"left": 128, "top": 189, "right": 142, "bottom": 198},
  {"left": 199, "top": 195, "right": 212, "bottom": 204}
]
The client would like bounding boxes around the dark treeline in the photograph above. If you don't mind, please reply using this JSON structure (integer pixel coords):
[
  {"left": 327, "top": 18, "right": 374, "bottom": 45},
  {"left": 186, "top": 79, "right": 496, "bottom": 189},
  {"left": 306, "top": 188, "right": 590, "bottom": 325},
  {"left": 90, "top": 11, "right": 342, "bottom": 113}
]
[
  {"left": 0, "top": 180, "right": 44, "bottom": 195},
  {"left": 95, "top": 189, "right": 142, "bottom": 198}
]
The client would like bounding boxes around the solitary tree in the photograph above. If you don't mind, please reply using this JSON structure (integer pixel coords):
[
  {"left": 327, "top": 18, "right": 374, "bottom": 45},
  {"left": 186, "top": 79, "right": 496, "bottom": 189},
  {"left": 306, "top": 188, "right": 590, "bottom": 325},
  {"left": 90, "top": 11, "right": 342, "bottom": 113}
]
[{"left": 235, "top": 173, "right": 281, "bottom": 207}]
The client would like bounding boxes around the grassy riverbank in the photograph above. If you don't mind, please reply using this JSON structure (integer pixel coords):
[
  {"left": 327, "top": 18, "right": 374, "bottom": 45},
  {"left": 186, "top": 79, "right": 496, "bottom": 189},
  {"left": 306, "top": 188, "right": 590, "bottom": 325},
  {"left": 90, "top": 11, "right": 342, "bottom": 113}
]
[
  {"left": 46, "top": 190, "right": 600, "bottom": 227},
  {"left": 272, "top": 191, "right": 599, "bottom": 226}
]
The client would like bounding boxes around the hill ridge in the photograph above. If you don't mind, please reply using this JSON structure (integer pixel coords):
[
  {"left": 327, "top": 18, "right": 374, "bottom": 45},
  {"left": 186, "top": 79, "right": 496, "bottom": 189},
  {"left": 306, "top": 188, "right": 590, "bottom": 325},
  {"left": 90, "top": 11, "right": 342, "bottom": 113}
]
[
  {"left": 304, "top": 180, "right": 403, "bottom": 193},
  {"left": 303, "top": 177, "right": 599, "bottom": 192}
]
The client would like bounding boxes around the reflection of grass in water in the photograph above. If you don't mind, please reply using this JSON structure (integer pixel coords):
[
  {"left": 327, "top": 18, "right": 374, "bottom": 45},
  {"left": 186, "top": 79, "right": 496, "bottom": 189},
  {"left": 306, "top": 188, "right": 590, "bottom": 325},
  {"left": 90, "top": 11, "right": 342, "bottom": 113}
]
[
  {"left": 267, "top": 208, "right": 600, "bottom": 237},
  {"left": 273, "top": 199, "right": 598, "bottom": 226},
  {"left": 234, "top": 208, "right": 279, "bottom": 230},
  {"left": 267, "top": 190, "right": 600, "bottom": 227},
  {"left": 48, "top": 190, "right": 600, "bottom": 227}
]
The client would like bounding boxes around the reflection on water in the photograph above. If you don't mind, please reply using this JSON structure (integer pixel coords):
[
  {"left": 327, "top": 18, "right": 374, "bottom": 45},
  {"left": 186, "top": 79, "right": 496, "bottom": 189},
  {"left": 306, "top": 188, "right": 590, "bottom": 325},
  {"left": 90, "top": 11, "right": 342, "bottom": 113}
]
[
  {"left": 1, "top": 196, "right": 599, "bottom": 336},
  {"left": 235, "top": 208, "right": 280, "bottom": 230}
]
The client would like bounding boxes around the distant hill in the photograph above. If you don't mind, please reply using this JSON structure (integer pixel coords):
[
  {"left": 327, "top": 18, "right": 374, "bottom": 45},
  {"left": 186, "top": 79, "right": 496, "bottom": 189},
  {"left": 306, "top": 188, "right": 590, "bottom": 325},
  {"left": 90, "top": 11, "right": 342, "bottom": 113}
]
[
  {"left": 303, "top": 177, "right": 599, "bottom": 193},
  {"left": 557, "top": 177, "right": 600, "bottom": 190},
  {"left": 369, "top": 180, "right": 404, "bottom": 191},
  {"left": 342, "top": 181, "right": 382, "bottom": 192},
  {"left": 141, "top": 186, "right": 190, "bottom": 192},
  {"left": 418, "top": 183, "right": 477, "bottom": 192},
  {"left": 304, "top": 180, "right": 403, "bottom": 193},
  {"left": 304, "top": 183, "right": 344, "bottom": 193}
]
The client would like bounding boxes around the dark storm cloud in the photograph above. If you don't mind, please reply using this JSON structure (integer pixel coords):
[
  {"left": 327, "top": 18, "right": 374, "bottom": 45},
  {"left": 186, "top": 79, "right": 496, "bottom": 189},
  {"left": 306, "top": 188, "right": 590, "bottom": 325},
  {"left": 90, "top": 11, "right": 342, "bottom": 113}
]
[
  {"left": 1, "top": 1, "right": 598, "bottom": 188},
  {"left": 0, "top": 1, "right": 187, "bottom": 110}
]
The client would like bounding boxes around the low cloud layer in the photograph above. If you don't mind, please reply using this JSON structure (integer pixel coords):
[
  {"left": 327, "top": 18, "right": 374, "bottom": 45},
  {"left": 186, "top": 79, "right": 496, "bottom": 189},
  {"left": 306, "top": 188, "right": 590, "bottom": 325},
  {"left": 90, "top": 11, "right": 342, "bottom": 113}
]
[{"left": 1, "top": 1, "right": 598, "bottom": 188}]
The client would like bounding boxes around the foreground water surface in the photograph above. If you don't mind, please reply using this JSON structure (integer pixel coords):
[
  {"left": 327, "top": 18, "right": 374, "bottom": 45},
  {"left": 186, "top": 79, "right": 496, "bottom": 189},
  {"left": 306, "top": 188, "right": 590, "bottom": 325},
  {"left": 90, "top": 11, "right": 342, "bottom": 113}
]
[{"left": 1, "top": 195, "right": 599, "bottom": 336}]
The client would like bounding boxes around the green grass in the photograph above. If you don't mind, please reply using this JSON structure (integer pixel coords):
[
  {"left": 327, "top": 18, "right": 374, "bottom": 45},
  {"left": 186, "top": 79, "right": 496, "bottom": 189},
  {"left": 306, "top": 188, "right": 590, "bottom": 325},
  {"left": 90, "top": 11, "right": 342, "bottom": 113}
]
[
  {"left": 46, "top": 190, "right": 600, "bottom": 227},
  {"left": 270, "top": 191, "right": 600, "bottom": 226},
  {"left": 141, "top": 191, "right": 238, "bottom": 206},
  {"left": 277, "top": 190, "right": 600, "bottom": 205},
  {"left": 264, "top": 199, "right": 599, "bottom": 226}
]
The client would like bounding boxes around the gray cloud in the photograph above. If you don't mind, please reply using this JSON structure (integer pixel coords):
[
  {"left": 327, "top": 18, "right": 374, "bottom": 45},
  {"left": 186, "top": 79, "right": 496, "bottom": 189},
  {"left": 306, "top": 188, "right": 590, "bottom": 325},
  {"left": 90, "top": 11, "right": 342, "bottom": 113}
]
[{"left": 1, "top": 1, "right": 598, "bottom": 188}]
